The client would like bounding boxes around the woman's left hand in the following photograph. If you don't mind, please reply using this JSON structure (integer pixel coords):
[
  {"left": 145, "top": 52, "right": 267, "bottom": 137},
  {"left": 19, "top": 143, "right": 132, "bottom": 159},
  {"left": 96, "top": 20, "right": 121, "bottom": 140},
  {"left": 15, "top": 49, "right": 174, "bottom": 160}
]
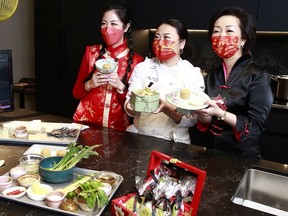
[
  {"left": 108, "top": 72, "right": 125, "bottom": 92},
  {"left": 196, "top": 100, "right": 222, "bottom": 117}
]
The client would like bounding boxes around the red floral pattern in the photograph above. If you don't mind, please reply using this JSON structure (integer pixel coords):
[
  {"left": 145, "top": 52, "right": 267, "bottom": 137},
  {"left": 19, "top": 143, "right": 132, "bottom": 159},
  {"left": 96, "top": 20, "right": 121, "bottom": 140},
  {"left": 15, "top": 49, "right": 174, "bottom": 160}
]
[{"left": 211, "top": 36, "right": 240, "bottom": 59}]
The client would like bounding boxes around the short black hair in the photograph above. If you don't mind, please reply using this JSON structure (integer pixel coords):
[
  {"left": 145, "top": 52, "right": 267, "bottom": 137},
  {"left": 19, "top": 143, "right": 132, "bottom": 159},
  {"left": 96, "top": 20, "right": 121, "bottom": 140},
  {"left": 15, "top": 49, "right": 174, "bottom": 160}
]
[{"left": 208, "top": 6, "right": 256, "bottom": 54}]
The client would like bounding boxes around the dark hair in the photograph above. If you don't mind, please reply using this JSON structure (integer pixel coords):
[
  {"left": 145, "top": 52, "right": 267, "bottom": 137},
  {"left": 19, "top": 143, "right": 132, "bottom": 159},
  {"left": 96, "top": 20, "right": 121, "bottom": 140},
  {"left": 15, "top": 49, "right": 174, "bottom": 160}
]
[
  {"left": 156, "top": 19, "right": 192, "bottom": 60},
  {"left": 84, "top": 4, "right": 135, "bottom": 85},
  {"left": 208, "top": 6, "right": 256, "bottom": 54},
  {"left": 157, "top": 18, "right": 188, "bottom": 41}
]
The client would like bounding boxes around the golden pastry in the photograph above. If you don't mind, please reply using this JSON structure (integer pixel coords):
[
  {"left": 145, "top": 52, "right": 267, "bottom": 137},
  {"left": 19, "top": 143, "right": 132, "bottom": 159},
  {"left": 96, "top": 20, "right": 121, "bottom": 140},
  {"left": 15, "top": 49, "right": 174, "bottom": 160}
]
[
  {"left": 180, "top": 88, "right": 191, "bottom": 100},
  {"left": 103, "top": 63, "right": 111, "bottom": 69}
]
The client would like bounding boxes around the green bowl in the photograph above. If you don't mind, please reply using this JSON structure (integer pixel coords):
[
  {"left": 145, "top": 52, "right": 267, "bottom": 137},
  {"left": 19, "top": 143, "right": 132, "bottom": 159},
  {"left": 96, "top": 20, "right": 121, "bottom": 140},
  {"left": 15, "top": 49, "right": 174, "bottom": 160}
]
[{"left": 39, "top": 156, "right": 75, "bottom": 183}]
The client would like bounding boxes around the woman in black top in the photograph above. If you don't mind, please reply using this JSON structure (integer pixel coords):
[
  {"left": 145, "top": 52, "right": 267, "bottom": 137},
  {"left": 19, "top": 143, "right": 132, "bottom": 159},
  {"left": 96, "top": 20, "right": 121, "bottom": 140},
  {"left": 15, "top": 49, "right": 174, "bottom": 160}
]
[{"left": 195, "top": 6, "right": 273, "bottom": 157}]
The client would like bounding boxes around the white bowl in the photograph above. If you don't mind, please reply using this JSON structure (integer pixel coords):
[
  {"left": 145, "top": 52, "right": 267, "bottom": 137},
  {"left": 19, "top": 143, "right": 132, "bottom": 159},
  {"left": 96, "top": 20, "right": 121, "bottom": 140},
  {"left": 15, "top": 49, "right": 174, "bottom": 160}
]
[
  {"left": 45, "top": 191, "right": 65, "bottom": 208},
  {"left": 27, "top": 184, "right": 53, "bottom": 201},
  {"left": 10, "top": 166, "right": 27, "bottom": 180},
  {"left": 2, "top": 186, "right": 26, "bottom": 198},
  {"left": 100, "top": 182, "right": 112, "bottom": 196},
  {"left": 0, "top": 176, "right": 13, "bottom": 192},
  {"left": 95, "top": 59, "right": 117, "bottom": 73}
]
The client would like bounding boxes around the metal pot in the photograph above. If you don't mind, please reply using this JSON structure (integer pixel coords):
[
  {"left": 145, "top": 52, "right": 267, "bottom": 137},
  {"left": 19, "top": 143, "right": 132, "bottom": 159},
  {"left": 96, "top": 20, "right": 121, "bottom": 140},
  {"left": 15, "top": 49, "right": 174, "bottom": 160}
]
[{"left": 271, "top": 75, "right": 288, "bottom": 101}]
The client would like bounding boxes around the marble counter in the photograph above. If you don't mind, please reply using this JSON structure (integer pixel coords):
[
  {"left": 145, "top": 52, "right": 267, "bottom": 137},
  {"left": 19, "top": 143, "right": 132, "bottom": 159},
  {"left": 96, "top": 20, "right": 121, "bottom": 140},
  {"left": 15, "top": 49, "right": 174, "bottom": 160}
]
[{"left": 1, "top": 120, "right": 286, "bottom": 215}]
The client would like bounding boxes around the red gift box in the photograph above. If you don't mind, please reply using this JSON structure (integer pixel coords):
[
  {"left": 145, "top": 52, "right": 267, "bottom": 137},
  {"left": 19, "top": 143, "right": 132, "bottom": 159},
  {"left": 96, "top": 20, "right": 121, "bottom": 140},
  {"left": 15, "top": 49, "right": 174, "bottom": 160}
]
[{"left": 111, "top": 150, "right": 206, "bottom": 216}]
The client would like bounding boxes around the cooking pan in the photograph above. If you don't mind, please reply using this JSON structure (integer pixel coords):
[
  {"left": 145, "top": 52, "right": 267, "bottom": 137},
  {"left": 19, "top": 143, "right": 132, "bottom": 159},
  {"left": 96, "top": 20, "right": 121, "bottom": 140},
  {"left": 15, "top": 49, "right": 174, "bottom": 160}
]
[{"left": 271, "top": 75, "right": 288, "bottom": 101}]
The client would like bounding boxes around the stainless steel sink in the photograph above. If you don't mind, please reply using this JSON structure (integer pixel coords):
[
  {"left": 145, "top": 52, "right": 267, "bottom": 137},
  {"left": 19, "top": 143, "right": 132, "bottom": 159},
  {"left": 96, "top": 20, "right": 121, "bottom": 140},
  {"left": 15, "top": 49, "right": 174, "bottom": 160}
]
[{"left": 231, "top": 165, "right": 288, "bottom": 216}]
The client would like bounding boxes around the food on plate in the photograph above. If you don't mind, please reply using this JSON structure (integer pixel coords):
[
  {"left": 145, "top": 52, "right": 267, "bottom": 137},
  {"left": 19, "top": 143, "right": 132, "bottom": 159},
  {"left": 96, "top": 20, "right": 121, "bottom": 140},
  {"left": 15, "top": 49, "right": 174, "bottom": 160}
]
[
  {"left": 96, "top": 171, "right": 117, "bottom": 185},
  {"left": 27, "top": 182, "right": 53, "bottom": 201},
  {"left": 2, "top": 186, "right": 27, "bottom": 199},
  {"left": 189, "top": 93, "right": 205, "bottom": 106},
  {"left": 13, "top": 126, "right": 28, "bottom": 138},
  {"left": 31, "top": 182, "right": 52, "bottom": 195},
  {"left": 138, "top": 87, "right": 157, "bottom": 96},
  {"left": 56, "top": 149, "right": 66, "bottom": 157},
  {"left": 180, "top": 88, "right": 191, "bottom": 100},
  {"left": 41, "top": 148, "right": 51, "bottom": 158},
  {"left": 46, "top": 127, "right": 79, "bottom": 138},
  {"left": 103, "top": 63, "right": 111, "bottom": 69},
  {"left": 18, "top": 174, "right": 40, "bottom": 188}
]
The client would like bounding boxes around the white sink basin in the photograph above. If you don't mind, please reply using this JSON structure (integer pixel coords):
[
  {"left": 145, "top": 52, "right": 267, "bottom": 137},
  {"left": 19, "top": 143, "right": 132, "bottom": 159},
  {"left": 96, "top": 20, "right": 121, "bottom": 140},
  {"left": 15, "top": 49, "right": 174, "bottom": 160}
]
[{"left": 231, "top": 166, "right": 288, "bottom": 216}]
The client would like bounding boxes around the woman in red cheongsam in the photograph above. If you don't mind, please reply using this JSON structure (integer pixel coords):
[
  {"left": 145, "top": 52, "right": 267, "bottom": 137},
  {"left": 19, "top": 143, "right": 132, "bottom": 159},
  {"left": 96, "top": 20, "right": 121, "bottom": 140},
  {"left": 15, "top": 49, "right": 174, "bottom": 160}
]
[{"left": 72, "top": 4, "right": 143, "bottom": 131}]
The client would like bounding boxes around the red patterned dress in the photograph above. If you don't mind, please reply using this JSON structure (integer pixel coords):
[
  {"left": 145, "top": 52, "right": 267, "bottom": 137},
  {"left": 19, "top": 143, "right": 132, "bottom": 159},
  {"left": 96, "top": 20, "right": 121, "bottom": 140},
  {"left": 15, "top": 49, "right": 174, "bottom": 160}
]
[{"left": 72, "top": 41, "right": 143, "bottom": 131}]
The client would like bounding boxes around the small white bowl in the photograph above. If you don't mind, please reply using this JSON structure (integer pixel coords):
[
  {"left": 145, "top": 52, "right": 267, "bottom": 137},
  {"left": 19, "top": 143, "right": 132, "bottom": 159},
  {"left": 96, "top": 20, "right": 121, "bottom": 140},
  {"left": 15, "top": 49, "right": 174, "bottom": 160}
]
[
  {"left": 100, "top": 182, "right": 112, "bottom": 196},
  {"left": 0, "top": 176, "right": 13, "bottom": 192},
  {"left": 45, "top": 191, "right": 65, "bottom": 208},
  {"left": 27, "top": 184, "right": 53, "bottom": 201},
  {"left": 2, "top": 186, "right": 27, "bottom": 199},
  {"left": 10, "top": 166, "right": 27, "bottom": 180},
  {"left": 95, "top": 59, "right": 117, "bottom": 74}
]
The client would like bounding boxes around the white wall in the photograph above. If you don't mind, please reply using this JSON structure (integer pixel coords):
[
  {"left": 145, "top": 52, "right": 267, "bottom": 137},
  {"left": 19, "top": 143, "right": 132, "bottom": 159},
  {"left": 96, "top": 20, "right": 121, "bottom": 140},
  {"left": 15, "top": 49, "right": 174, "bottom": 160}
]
[
  {"left": 0, "top": 0, "right": 35, "bottom": 110},
  {"left": 0, "top": 0, "right": 34, "bottom": 82}
]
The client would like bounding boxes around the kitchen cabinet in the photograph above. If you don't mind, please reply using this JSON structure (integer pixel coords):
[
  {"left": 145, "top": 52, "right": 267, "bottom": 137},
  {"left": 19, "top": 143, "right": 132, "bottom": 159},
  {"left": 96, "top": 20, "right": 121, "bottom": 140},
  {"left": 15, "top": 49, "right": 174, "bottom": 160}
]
[
  {"left": 257, "top": 0, "right": 288, "bottom": 31},
  {"left": 34, "top": 0, "right": 120, "bottom": 118},
  {"left": 261, "top": 106, "right": 288, "bottom": 164},
  {"left": 205, "top": 0, "right": 259, "bottom": 28},
  {"left": 130, "top": 0, "right": 206, "bottom": 29}
]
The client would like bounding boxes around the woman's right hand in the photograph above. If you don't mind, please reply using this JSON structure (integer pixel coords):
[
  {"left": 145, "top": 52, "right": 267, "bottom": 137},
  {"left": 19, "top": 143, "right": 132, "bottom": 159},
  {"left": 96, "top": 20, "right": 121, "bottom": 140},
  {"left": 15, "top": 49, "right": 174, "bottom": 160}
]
[{"left": 85, "top": 72, "right": 109, "bottom": 91}]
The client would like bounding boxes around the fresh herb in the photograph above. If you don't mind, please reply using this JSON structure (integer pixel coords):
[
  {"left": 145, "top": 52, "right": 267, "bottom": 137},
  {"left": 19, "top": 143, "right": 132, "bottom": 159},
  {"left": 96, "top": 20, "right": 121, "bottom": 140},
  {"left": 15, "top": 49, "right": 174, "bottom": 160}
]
[
  {"left": 78, "top": 179, "right": 108, "bottom": 209},
  {"left": 46, "top": 142, "right": 101, "bottom": 171}
]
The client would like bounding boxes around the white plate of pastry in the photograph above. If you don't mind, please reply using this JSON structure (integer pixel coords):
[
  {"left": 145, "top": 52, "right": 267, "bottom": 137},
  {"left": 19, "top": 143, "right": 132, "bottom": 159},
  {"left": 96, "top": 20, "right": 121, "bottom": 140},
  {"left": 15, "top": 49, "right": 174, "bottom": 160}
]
[
  {"left": 23, "top": 144, "right": 67, "bottom": 158},
  {"left": 166, "top": 89, "right": 210, "bottom": 111}
]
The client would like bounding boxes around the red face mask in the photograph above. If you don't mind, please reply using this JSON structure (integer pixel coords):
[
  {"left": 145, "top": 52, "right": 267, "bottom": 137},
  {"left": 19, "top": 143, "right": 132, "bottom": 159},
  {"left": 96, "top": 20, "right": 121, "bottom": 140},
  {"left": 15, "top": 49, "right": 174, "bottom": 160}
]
[
  {"left": 152, "top": 39, "right": 177, "bottom": 61},
  {"left": 211, "top": 35, "right": 240, "bottom": 59},
  {"left": 101, "top": 27, "right": 124, "bottom": 46}
]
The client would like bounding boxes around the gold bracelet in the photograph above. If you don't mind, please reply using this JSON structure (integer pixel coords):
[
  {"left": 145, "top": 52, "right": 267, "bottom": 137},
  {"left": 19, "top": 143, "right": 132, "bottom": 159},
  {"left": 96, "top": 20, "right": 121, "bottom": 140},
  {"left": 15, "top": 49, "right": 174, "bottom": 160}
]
[{"left": 219, "top": 110, "right": 227, "bottom": 121}]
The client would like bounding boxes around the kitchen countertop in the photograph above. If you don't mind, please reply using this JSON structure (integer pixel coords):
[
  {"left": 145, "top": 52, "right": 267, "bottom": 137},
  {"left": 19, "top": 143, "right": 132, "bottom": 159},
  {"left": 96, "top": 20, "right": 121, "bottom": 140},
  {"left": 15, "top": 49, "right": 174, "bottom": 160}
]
[{"left": 0, "top": 110, "right": 286, "bottom": 216}]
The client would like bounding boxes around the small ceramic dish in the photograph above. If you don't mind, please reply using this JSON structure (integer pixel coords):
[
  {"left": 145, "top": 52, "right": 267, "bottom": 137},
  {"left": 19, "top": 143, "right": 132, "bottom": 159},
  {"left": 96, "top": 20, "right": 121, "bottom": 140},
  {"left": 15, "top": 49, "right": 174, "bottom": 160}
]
[
  {"left": 96, "top": 171, "right": 117, "bottom": 185},
  {"left": 13, "top": 126, "right": 28, "bottom": 139},
  {"left": 0, "top": 176, "right": 13, "bottom": 192},
  {"left": 18, "top": 174, "right": 40, "bottom": 188},
  {"left": 100, "top": 182, "right": 112, "bottom": 196},
  {"left": 27, "top": 184, "right": 53, "bottom": 201},
  {"left": 2, "top": 186, "right": 27, "bottom": 198},
  {"left": 95, "top": 59, "right": 118, "bottom": 73},
  {"left": 45, "top": 191, "right": 65, "bottom": 208},
  {"left": 10, "top": 166, "right": 27, "bottom": 181}
]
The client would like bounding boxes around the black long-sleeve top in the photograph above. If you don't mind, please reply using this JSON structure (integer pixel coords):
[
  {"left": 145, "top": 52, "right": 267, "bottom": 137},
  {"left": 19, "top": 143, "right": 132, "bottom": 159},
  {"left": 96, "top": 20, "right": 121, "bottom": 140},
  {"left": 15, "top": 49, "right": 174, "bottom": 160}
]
[{"left": 197, "top": 54, "right": 273, "bottom": 156}]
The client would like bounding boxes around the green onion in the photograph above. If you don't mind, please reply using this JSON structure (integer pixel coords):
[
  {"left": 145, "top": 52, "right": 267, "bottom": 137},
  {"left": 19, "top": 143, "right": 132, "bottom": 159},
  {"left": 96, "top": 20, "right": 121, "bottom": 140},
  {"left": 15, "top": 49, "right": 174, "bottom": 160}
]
[{"left": 46, "top": 142, "right": 101, "bottom": 171}]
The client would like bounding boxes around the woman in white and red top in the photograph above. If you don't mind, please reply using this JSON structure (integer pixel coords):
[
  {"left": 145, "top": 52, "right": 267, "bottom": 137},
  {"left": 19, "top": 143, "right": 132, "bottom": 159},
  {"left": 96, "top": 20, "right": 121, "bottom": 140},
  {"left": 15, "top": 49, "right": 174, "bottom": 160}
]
[{"left": 73, "top": 4, "right": 143, "bottom": 131}]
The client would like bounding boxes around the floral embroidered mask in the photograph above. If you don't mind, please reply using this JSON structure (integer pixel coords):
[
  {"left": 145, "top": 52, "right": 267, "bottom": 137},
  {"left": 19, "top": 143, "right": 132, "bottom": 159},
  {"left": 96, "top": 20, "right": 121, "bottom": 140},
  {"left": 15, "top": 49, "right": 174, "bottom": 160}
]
[
  {"left": 211, "top": 35, "right": 240, "bottom": 59},
  {"left": 152, "top": 39, "right": 177, "bottom": 61}
]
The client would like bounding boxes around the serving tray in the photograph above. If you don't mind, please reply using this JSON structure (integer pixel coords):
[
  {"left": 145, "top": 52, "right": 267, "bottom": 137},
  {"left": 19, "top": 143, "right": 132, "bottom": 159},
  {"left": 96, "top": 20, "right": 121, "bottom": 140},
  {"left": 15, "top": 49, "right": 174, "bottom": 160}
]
[
  {"left": 0, "top": 121, "right": 82, "bottom": 145},
  {"left": 0, "top": 167, "right": 123, "bottom": 216}
]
